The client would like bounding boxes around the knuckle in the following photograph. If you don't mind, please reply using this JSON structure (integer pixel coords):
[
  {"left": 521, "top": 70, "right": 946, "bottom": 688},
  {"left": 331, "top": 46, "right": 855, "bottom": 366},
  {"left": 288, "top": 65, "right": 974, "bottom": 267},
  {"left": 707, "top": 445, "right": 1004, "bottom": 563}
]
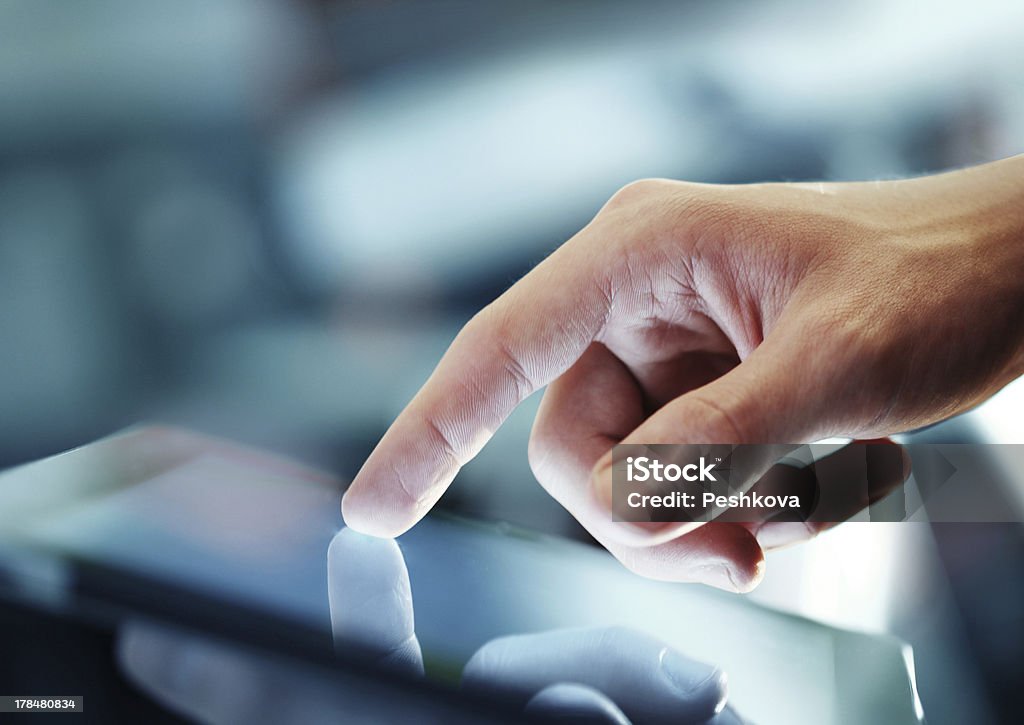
[
  {"left": 598, "top": 180, "right": 734, "bottom": 266},
  {"left": 495, "top": 337, "right": 535, "bottom": 401},
  {"left": 470, "top": 301, "right": 543, "bottom": 399},
  {"left": 603, "top": 178, "right": 673, "bottom": 213}
]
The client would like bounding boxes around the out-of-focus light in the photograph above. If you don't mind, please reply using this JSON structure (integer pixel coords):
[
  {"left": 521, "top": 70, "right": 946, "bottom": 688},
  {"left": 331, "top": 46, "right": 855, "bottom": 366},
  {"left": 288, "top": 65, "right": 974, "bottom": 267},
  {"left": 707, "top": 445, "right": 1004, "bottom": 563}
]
[
  {"left": 749, "top": 523, "right": 935, "bottom": 635},
  {"left": 967, "top": 377, "right": 1024, "bottom": 515},
  {"left": 704, "top": 0, "right": 1024, "bottom": 124},
  {"left": 901, "top": 645, "right": 926, "bottom": 722},
  {"left": 127, "top": 182, "right": 262, "bottom": 326},
  {"left": 0, "top": 168, "right": 121, "bottom": 444},
  {"left": 972, "top": 376, "right": 1024, "bottom": 444},
  {"left": 275, "top": 50, "right": 710, "bottom": 294},
  {"left": 0, "top": 0, "right": 313, "bottom": 146}
]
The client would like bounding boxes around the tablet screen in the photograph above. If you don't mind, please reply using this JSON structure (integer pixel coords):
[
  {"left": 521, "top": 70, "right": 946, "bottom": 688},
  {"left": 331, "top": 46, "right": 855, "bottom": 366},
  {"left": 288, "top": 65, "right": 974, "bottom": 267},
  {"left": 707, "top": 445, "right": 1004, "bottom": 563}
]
[{"left": 0, "top": 427, "right": 920, "bottom": 724}]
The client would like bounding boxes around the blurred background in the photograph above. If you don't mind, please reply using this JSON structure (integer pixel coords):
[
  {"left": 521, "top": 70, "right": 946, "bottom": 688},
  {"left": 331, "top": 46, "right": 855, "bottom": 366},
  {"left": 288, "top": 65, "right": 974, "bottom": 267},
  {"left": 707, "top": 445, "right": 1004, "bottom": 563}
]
[{"left": 0, "top": 0, "right": 1022, "bottom": 722}]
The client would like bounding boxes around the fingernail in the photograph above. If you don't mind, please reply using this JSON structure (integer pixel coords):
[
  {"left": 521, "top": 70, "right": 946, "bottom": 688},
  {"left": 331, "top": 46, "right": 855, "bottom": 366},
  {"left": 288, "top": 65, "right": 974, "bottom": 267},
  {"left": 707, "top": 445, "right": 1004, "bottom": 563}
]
[{"left": 661, "top": 649, "right": 727, "bottom": 698}]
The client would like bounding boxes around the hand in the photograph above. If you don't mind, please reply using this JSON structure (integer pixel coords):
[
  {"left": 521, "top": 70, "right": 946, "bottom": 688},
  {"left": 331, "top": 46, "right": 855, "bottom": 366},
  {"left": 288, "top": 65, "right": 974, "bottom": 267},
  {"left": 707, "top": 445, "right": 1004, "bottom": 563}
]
[
  {"left": 342, "top": 156, "right": 1024, "bottom": 590},
  {"left": 119, "top": 528, "right": 740, "bottom": 724}
]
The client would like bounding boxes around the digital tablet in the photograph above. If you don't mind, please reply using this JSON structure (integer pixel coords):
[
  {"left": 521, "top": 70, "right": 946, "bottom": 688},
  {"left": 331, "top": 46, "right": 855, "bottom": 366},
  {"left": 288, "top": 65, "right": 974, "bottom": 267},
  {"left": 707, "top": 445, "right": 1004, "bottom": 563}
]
[{"left": 0, "top": 427, "right": 922, "bottom": 724}]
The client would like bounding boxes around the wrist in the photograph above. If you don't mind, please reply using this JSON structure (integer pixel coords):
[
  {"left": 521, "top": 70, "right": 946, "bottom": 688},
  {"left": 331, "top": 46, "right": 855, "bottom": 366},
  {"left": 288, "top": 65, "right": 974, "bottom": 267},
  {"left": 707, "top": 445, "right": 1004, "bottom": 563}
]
[
  {"left": 848, "top": 157, "right": 1024, "bottom": 411},
  {"left": 934, "top": 157, "right": 1024, "bottom": 385},
  {"left": 940, "top": 157, "right": 1024, "bottom": 378}
]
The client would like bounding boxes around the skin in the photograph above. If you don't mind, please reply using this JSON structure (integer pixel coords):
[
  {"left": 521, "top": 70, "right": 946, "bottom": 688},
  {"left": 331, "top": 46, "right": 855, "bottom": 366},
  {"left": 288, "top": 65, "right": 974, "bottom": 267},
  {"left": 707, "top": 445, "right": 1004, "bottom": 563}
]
[{"left": 342, "top": 155, "right": 1024, "bottom": 592}]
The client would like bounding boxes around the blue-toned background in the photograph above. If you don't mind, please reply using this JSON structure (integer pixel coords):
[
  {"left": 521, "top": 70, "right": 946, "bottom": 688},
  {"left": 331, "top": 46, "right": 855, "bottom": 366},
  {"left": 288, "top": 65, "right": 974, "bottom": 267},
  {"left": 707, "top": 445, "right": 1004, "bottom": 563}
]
[{"left": 1, "top": 1, "right": 1022, "bottom": 722}]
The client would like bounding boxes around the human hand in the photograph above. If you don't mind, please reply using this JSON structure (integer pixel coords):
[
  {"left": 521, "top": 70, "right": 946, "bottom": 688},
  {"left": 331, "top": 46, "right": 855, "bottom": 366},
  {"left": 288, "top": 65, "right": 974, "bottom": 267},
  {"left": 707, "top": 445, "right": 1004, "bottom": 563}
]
[
  {"left": 341, "top": 156, "right": 1024, "bottom": 590},
  {"left": 119, "top": 528, "right": 739, "bottom": 723}
]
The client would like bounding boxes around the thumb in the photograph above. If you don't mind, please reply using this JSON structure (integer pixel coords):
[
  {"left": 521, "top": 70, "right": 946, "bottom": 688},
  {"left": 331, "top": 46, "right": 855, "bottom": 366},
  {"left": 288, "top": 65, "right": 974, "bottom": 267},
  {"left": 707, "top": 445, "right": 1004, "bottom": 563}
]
[
  {"left": 630, "top": 343, "right": 817, "bottom": 443},
  {"left": 592, "top": 330, "right": 828, "bottom": 545}
]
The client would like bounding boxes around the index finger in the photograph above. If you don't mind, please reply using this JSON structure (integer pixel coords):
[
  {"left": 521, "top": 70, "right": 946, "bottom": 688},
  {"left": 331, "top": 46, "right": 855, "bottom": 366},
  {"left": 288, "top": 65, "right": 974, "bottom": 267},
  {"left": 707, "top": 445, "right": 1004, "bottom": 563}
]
[{"left": 342, "top": 234, "right": 613, "bottom": 537}]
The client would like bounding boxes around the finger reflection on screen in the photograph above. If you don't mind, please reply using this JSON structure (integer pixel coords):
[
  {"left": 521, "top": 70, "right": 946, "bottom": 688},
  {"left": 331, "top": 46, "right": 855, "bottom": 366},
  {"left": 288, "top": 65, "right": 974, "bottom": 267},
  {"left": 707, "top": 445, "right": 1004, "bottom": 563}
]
[{"left": 327, "top": 528, "right": 424, "bottom": 677}]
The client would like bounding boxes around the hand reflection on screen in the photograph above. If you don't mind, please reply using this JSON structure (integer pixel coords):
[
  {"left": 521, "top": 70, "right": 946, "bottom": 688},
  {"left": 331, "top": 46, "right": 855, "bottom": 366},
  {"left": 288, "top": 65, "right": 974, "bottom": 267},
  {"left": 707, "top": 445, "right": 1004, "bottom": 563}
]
[{"left": 118, "top": 528, "right": 746, "bottom": 724}]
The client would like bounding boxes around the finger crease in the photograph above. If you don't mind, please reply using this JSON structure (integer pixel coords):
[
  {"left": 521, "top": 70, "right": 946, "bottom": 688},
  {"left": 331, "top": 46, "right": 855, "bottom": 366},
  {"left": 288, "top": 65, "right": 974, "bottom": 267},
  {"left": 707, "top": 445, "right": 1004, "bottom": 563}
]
[{"left": 495, "top": 338, "right": 535, "bottom": 402}]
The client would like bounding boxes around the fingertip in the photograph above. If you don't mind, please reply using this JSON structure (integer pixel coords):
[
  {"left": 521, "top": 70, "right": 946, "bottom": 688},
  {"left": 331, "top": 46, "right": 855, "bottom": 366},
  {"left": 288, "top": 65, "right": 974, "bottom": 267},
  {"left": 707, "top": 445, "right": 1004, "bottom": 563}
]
[
  {"left": 693, "top": 561, "right": 763, "bottom": 594},
  {"left": 340, "top": 486, "right": 415, "bottom": 539},
  {"left": 328, "top": 525, "right": 403, "bottom": 563},
  {"left": 709, "top": 526, "right": 765, "bottom": 593},
  {"left": 660, "top": 649, "right": 729, "bottom": 715},
  {"left": 732, "top": 555, "right": 766, "bottom": 593}
]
